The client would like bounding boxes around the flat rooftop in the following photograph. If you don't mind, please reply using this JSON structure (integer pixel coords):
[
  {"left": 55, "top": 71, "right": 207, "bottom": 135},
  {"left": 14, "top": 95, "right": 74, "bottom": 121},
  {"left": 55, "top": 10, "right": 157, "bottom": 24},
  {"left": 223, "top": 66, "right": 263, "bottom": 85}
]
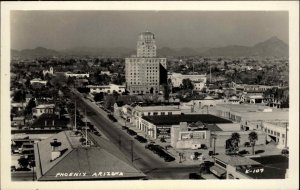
[
  {"left": 142, "top": 114, "right": 232, "bottom": 125},
  {"left": 134, "top": 105, "right": 180, "bottom": 112},
  {"left": 215, "top": 154, "right": 261, "bottom": 166},
  {"left": 216, "top": 104, "right": 289, "bottom": 113}
]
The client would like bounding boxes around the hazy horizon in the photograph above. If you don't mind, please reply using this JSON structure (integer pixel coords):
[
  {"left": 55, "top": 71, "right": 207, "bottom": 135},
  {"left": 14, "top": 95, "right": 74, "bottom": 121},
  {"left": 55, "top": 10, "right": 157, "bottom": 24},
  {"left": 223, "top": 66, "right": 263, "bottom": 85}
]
[{"left": 11, "top": 11, "right": 288, "bottom": 50}]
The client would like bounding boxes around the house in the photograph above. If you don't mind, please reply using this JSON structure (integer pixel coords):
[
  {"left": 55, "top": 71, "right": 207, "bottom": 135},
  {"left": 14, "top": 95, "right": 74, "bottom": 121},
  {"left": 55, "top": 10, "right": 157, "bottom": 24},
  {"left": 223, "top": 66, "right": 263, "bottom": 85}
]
[
  {"left": 100, "top": 71, "right": 111, "bottom": 76},
  {"left": 11, "top": 116, "right": 25, "bottom": 127},
  {"left": 32, "top": 104, "right": 55, "bottom": 117},
  {"left": 30, "top": 113, "right": 69, "bottom": 130},
  {"left": 43, "top": 67, "right": 54, "bottom": 76}
]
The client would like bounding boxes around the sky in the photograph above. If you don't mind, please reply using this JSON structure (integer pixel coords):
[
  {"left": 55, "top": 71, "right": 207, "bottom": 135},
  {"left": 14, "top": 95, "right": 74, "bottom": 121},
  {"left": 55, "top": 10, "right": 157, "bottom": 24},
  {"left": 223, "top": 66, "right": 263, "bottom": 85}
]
[{"left": 11, "top": 11, "right": 288, "bottom": 50}]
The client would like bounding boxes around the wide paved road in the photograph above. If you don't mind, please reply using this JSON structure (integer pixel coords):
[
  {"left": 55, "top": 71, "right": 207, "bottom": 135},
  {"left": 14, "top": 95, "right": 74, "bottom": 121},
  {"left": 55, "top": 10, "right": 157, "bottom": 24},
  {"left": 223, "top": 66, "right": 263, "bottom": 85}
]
[{"left": 69, "top": 89, "right": 200, "bottom": 179}]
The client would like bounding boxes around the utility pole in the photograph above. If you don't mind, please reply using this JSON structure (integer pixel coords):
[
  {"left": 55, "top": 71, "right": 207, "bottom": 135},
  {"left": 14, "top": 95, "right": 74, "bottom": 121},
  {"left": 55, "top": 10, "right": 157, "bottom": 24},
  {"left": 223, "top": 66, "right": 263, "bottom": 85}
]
[
  {"left": 85, "top": 107, "right": 88, "bottom": 146},
  {"left": 74, "top": 101, "right": 77, "bottom": 131},
  {"left": 213, "top": 138, "right": 216, "bottom": 157},
  {"left": 32, "top": 165, "right": 34, "bottom": 181},
  {"left": 285, "top": 122, "right": 288, "bottom": 148},
  {"left": 118, "top": 135, "right": 122, "bottom": 149},
  {"left": 209, "top": 62, "right": 212, "bottom": 84},
  {"left": 130, "top": 140, "right": 134, "bottom": 163}
]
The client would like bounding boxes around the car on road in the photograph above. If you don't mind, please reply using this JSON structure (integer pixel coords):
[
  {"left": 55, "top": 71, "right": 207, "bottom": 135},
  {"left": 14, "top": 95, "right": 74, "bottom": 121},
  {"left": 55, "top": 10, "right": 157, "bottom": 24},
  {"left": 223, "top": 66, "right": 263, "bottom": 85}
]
[{"left": 93, "top": 131, "right": 101, "bottom": 136}]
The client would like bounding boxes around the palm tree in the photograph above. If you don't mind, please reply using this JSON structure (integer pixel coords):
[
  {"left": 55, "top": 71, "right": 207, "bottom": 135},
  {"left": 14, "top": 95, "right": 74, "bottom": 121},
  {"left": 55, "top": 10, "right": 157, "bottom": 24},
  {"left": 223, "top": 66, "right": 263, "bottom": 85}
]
[
  {"left": 230, "top": 132, "right": 240, "bottom": 154},
  {"left": 248, "top": 131, "right": 258, "bottom": 155}
]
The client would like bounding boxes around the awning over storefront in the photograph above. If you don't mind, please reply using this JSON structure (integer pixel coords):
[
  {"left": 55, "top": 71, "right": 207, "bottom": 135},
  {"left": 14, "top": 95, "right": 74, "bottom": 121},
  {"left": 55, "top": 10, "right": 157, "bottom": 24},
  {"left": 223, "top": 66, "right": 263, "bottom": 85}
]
[{"left": 210, "top": 165, "right": 226, "bottom": 178}]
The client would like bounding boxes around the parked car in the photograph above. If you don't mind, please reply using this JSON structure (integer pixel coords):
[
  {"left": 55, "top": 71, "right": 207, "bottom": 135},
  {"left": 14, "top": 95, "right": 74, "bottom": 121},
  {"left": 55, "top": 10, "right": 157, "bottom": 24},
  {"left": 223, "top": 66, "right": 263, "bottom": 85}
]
[
  {"left": 189, "top": 173, "right": 204, "bottom": 179},
  {"left": 164, "top": 155, "right": 175, "bottom": 162},
  {"left": 122, "top": 126, "right": 128, "bottom": 130},
  {"left": 160, "top": 137, "right": 166, "bottom": 143},
  {"left": 135, "top": 135, "right": 148, "bottom": 143},
  {"left": 239, "top": 149, "right": 250, "bottom": 155},
  {"left": 11, "top": 166, "right": 16, "bottom": 172},
  {"left": 244, "top": 142, "right": 251, "bottom": 147},
  {"left": 209, "top": 151, "right": 219, "bottom": 156},
  {"left": 127, "top": 129, "right": 137, "bottom": 136},
  {"left": 200, "top": 144, "right": 208, "bottom": 149},
  {"left": 107, "top": 114, "right": 117, "bottom": 122},
  {"left": 281, "top": 148, "right": 289, "bottom": 155}
]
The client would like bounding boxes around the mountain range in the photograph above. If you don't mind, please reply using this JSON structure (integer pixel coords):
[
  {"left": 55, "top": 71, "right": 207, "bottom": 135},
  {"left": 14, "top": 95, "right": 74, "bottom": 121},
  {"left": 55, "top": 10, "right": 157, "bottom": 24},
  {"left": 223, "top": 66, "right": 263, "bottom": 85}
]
[{"left": 11, "top": 36, "right": 288, "bottom": 58}]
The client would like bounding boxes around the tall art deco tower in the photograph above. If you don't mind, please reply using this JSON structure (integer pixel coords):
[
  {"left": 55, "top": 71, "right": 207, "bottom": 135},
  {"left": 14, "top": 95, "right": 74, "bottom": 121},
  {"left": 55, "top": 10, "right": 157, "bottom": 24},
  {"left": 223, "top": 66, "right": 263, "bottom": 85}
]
[{"left": 125, "top": 31, "right": 167, "bottom": 94}]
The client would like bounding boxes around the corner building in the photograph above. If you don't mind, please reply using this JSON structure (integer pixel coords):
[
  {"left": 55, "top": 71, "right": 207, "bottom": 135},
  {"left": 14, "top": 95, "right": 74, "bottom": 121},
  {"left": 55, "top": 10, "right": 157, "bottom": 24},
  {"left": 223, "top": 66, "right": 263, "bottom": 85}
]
[{"left": 125, "top": 31, "right": 167, "bottom": 94}]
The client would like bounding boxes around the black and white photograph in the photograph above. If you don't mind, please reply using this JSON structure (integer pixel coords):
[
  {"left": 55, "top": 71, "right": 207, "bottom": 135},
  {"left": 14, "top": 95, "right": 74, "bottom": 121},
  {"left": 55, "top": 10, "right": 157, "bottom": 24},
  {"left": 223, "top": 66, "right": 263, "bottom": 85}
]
[{"left": 1, "top": 1, "right": 299, "bottom": 190}]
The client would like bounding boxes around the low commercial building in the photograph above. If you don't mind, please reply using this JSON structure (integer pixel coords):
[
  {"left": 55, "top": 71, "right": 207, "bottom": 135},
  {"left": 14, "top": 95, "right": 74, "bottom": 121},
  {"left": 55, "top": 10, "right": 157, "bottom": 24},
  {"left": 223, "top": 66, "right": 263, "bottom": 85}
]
[
  {"left": 32, "top": 104, "right": 55, "bottom": 117},
  {"left": 214, "top": 104, "right": 289, "bottom": 127},
  {"left": 34, "top": 131, "right": 145, "bottom": 180},
  {"left": 262, "top": 121, "right": 289, "bottom": 148},
  {"left": 171, "top": 122, "right": 265, "bottom": 149},
  {"left": 132, "top": 105, "right": 181, "bottom": 128},
  {"left": 211, "top": 154, "right": 289, "bottom": 179},
  {"left": 140, "top": 114, "right": 232, "bottom": 139},
  {"left": 87, "top": 84, "right": 126, "bottom": 94}
]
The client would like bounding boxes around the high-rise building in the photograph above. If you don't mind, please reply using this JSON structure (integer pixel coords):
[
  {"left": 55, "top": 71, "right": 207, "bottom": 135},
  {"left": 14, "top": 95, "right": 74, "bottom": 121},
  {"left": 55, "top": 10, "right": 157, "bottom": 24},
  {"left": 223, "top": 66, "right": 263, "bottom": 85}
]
[{"left": 125, "top": 31, "right": 167, "bottom": 94}]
